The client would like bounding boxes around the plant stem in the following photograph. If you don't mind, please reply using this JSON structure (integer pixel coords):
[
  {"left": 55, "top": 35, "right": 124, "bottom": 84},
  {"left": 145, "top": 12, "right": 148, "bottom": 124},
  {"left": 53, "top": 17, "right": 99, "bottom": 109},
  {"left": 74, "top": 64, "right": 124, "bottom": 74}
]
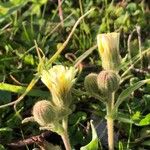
[
  {"left": 136, "top": 26, "right": 143, "bottom": 69},
  {"left": 58, "top": 0, "right": 64, "bottom": 26},
  {"left": 61, "top": 130, "right": 72, "bottom": 150},
  {"left": 106, "top": 93, "right": 115, "bottom": 150},
  {"left": 61, "top": 117, "right": 71, "bottom": 150},
  {"left": 107, "top": 114, "right": 114, "bottom": 150}
]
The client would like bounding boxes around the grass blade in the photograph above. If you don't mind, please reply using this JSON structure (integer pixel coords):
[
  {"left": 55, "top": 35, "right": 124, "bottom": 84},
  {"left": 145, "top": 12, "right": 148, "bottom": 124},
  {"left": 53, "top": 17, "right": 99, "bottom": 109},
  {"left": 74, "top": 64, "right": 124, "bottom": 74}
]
[
  {"left": 114, "top": 79, "right": 150, "bottom": 110},
  {"left": 0, "top": 83, "right": 50, "bottom": 98}
]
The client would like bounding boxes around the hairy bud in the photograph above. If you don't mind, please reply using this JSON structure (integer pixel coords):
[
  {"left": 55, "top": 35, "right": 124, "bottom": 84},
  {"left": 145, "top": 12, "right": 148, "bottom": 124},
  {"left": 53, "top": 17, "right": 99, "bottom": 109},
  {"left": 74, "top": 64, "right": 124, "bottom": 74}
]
[
  {"left": 97, "top": 70, "right": 120, "bottom": 94},
  {"left": 84, "top": 73, "right": 99, "bottom": 95},
  {"left": 84, "top": 73, "right": 106, "bottom": 103},
  {"left": 32, "top": 100, "right": 57, "bottom": 127}
]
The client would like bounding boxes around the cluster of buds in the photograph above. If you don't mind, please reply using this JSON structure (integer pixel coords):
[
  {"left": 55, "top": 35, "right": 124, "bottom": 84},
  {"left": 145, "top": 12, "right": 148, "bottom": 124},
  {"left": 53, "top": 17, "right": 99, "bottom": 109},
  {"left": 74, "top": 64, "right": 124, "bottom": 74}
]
[
  {"left": 85, "top": 32, "right": 121, "bottom": 101},
  {"left": 84, "top": 70, "right": 120, "bottom": 101}
]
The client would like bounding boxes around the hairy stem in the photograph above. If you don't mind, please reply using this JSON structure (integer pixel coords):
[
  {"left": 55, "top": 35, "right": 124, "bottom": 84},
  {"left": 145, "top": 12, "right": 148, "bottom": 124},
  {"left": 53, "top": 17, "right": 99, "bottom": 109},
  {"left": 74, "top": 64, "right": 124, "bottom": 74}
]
[
  {"left": 61, "top": 131, "right": 71, "bottom": 150},
  {"left": 107, "top": 114, "right": 114, "bottom": 150},
  {"left": 61, "top": 117, "right": 71, "bottom": 150},
  {"left": 106, "top": 92, "right": 115, "bottom": 150}
]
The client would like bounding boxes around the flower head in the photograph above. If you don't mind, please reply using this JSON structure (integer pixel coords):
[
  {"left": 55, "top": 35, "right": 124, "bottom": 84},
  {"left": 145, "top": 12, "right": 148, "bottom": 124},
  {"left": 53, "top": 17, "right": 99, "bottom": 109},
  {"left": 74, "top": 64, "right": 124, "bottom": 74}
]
[
  {"left": 97, "top": 70, "right": 120, "bottom": 95},
  {"left": 41, "top": 65, "right": 77, "bottom": 107},
  {"left": 97, "top": 32, "right": 121, "bottom": 71}
]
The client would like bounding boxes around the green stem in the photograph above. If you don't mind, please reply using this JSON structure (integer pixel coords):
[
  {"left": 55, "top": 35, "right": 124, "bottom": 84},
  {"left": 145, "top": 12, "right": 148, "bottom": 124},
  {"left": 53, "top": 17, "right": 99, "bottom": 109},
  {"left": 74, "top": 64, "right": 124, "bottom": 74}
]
[
  {"left": 61, "top": 117, "right": 71, "bottom": 150},
  {"left": 106, "top": 92, "right": 115, "bottom": 150}
]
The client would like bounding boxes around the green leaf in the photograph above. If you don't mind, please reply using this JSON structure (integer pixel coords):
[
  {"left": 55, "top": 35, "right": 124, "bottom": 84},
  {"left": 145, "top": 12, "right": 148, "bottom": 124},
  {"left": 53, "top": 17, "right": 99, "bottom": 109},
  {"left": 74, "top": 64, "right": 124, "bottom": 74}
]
[
  {"left": 0, "top": 91, "right": 11, "bottom": 105},
  {"left": 132, "top": 111, "right": 141, "bottom": 121},
  {"left": 31, "top": 0, "right": 47, "bottom": 5},
  {"left": 139, "top": 113, "right": 150, "bottom": 126},
  {"left": 0, "top": 83, "right": 50, "bottom": 98},
  {"left": 0, "top": 144, "right": 6, "bottom": 150},
  {"left": 31, "top": 4, "right": 41, "bottom": 16},
  {"left": 116, "top": 112, "right": 134, "bottom": 124},
  {"left": 69, "top": 111, "right": 87, "bottom": 125},
  {"left": 0, "top": 127, "right": 13, "bottom": 132},
  {"left": 126, "top": 3, "right": 137, "bottom": 12},
  {"left": 114, "top": 79, "right": 150, "bottom": 110},
  {"left": 81, "top": 23, "right": 90, "bottom": 34},
  {"left": 69, "top": 126, "right": 84, "bottom": 146},
  {"left": 24, "top": 54, "right": 35, "bottom": 65},
  {"left": 0, "top": 1, "right": 29, "bottom": 22},
  {"left": 141, "top": 140, "right": 150, "bottom": 146},
  {"left": 118, "top": 141, "right": 124, "bottom": 150},
  {"left": 80, "top": 120, "right": 99, "bottom": 150},
  {"left": 10, "top": 0, "right": 25, "bottom": 5},
  {"left": 117, "top": 112, "right": 150, "bottom": 126}
]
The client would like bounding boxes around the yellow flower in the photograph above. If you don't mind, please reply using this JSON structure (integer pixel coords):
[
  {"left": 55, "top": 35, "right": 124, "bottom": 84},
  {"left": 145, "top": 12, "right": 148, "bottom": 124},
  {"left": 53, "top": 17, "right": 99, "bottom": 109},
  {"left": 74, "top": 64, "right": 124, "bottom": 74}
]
[
  {"left": 97, "top": 32, "right": 121, "bottom": 71},
  {"left": 41, "top": 65, "right": 77, "bottom": 107}
]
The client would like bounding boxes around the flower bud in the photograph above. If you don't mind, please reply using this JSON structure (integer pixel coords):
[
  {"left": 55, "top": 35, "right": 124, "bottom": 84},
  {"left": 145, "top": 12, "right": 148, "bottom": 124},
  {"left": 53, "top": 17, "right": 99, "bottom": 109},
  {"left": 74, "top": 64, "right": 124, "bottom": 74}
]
[
  {"left": 32, "top": 100, "right": 57, "bottom": 126},
  {"left": 84, "top": 73, "right": 100, "bottom": 96},
  {"left": 41, "top": 65, "right": 77, "bottom": 107},
  {"left": 97, "top": 70, "right": 120, "bottom": 94},
  {"left": 97, "top": 32, "right": 121, "bottom": 71}
]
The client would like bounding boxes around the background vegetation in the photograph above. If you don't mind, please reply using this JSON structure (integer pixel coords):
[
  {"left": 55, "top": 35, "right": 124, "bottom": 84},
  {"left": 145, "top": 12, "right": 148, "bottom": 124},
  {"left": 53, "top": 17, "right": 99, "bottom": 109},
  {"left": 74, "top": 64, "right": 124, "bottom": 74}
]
[{"left": 0, "top": 0, "right": 150, "bottom": 149}]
